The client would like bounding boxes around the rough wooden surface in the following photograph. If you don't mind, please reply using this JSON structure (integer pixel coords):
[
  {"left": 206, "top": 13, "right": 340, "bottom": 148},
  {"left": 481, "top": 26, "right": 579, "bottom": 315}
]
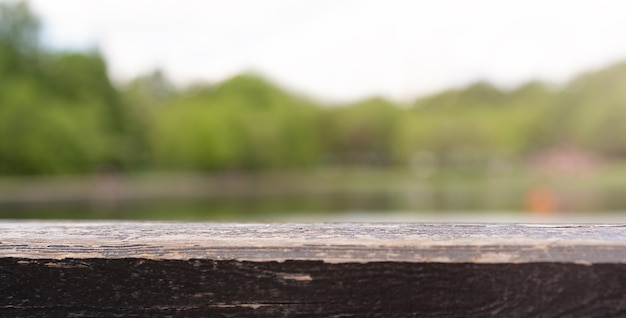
[
  {"left": 1, "top": 222, "right": 626, "bottom": 263},
  {"left": 3, "top": 258, "right": 626, "bottom": 317},
  {"left": 3, "top": 222, "right": 626, "bottom": 317}
]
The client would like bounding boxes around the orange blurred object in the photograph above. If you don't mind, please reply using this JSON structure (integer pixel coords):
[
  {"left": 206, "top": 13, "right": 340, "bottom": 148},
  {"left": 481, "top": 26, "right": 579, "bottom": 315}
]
[{"left": 525, "top": 185, "right": 559, "bottom": 215}]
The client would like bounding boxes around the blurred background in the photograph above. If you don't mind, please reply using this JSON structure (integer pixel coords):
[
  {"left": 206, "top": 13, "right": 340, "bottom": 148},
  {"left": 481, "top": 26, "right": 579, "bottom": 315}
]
[{"left": 2, "top": 0, "right": 626, "bottom": 221}]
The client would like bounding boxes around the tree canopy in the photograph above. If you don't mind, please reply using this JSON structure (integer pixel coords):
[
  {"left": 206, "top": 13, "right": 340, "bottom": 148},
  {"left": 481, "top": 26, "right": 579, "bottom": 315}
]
[{"left": 2, "top": 1, "right": 626, "bottom": 175}]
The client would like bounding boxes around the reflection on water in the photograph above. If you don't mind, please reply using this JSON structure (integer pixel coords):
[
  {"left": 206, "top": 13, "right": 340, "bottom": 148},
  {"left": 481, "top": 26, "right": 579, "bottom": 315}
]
[{"left": 2, "top": 168, "right": 626, "bottom": 221}]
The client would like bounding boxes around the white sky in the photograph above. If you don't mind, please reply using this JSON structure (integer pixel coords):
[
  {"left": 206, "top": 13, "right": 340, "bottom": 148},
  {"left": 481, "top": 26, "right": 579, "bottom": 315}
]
[{"left": 27, "top": 0, "right": 626, "bottom": 102}]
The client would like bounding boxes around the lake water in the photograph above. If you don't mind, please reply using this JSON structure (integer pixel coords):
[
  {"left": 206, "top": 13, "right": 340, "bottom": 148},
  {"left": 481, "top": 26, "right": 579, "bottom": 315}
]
[{"left": 2, "top": 169, "right": 626, "bottom": 221}]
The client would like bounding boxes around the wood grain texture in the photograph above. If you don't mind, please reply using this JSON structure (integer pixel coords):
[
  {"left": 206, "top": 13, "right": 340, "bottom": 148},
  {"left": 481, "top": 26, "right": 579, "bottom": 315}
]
[
  {"left": 1, "top": 222, "right": 626, "bottom": 263},
  {"left": 3, "top": 258, "right": 626, "bottom": 317},
  {"left": 3, "top": 222, "right": 626, "bottom": 317}
]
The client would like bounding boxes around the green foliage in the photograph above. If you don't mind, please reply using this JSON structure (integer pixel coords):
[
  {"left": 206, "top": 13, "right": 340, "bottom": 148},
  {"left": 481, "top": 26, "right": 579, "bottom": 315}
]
[
  {"left": 0, "top": 101, "right": 109, "bottom": 174},
  {"left": 3, "top": 1, "right": 626, "bottom": 175},
  {"left": 151, "top": 74, "right": 323, "bottom": 170},
  {"left": 0, "top": 0, "right": 38, "bottom": 59},
  {"left": 0, "top": 1, "right": 127, "bottom": 174},
  {"left": 323, "top": 97, "right": 401, "bottom": 166},
  {"left": 554, "top": 62, "right": 626, "bottom": 156},
  {"left": 396, "top": 80, "right": 558, "bottom": 169}
]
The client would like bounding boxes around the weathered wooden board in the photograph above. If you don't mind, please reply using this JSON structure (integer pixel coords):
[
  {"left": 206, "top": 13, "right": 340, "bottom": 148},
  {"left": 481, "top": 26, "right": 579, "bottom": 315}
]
[
  {"left": 3, "top": 258, "right": 626, "bottom": 317},
  {"left": 2, "top": 222, "right": 626, "bottom": 317},
  {"left": 2, "top": 222, "right": 626, "bottom": 263}
]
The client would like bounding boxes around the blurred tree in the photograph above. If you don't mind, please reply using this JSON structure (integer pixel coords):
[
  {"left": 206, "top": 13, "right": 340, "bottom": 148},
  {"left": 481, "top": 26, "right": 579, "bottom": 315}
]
[
  {"left": 0, "top": 0, "right": 39, "bottom": 68},
  {"left": 151, "top": 74, "right": 323, "bottom": 170},
  {"left": 396, "top": 80, "right": 559, "bottom": 171},
  {"left": 0, "top": 1, "right": 132, "bottom": 174},
  {"left": 414, "top": 81, "right": 505, "bottom": 110},
  {"left": 556, "top": 61, "right": 626, "bottom": 157},
  {"left": 4, "top": 0, "right": 626, "bottom": 175},
  {"left": 121, "top": 70, "right": 177, "bottom": 168},
  {"left": 324, "top": 97, "right": 401, "bottom": 166}
]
